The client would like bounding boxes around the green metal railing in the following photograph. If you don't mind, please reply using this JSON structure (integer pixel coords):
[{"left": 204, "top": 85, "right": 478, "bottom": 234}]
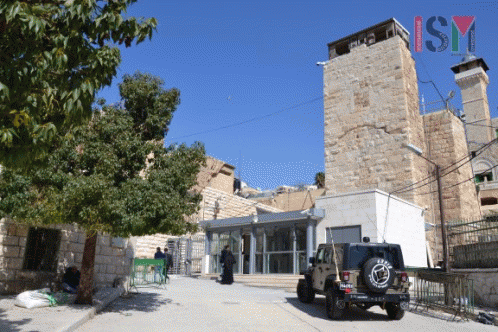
[{"left": 129, "top": 259, "right": 168, "bottom": 292}]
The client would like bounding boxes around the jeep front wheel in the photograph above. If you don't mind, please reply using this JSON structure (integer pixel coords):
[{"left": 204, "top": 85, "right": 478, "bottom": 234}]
[
  {"left": 362, "top": 257, "right": 395, "bottom": 293},
  {"left": 325, "top": 288, "right": 344, "bottom": 320},
  {"left": 386, "top": 303, "right": 405, "bottom": 320},
  {"left": 297, "top": 279, "right": 315, "bottom": 303}
]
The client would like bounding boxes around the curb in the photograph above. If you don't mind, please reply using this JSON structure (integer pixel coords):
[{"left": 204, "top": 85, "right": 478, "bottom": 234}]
[{"left": 56, "top": 287, "right": 125, "bottom": 332}]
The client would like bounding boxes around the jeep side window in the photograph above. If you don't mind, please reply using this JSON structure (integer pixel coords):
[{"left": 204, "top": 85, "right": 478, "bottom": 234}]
[
  {"left": 316, "top": 248, "right": 325, "bottom": 264},
  {"left": 324, "top": 247, "right": 332, "bottom": 264}
]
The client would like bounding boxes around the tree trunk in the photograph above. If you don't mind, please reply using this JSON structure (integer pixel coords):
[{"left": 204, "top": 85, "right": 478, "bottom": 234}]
[{"left": 75, "top": 232, "right": 98, "bottom": 305}]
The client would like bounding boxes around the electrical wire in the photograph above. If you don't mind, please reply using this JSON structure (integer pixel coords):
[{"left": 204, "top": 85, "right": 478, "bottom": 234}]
[
  {"left": 443, "top": 163, "right": 498, "bottom": 191},
  {"left": 168, "top": 96, "right": 323, "bottom": 141},
  {"left": 465, "top": 122, "right": 498, "bottom": 130},
  {"left": 391, "top": 138, "right": 497, "bottom": 195},
  {"left": 405, "top": 160, "right": 498, "bottom": 197},
  {"left": 391, "top": 138, "right": 495, "bottom": 194},
  {"left": 415, "top": 54, "right": 446, "bottom": 105}
]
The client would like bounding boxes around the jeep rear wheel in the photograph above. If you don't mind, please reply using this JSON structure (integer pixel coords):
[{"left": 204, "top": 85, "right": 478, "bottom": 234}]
[
  {"left": 297, "top": 279, "right": 315, "bottom": 304},
  {"left": 325, "top": 288, "right": 344, "bottom": 320},
  {"left": 386, "top": 303, "right": 405, "bottom": 320},
  {"left": 362, "top": 257, "right": 395, "bottom": 293}
]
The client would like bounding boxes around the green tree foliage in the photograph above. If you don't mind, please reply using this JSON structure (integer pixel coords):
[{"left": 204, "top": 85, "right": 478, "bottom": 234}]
[
  {"left": 314, "top": 171, "right": 325, "bottom": 189},
  {"left": 0, "top": 72, "right": 206, "bottom": 303},
  {"left": 0, "top": 1, "right": 157, "bottom": 168}
]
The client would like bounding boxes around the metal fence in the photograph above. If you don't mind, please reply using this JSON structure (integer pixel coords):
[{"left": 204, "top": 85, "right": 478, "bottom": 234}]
[
  {"left": 447, "top": 217, "right": 498, "bottom": 268},
  {"left": 129, "top": 258, "right": 168, "bottom": 292},
  {"left": 166, "top": 234, "right": 205, "bottom": 276},
  {"left": 412, "top": 269, "right": 474, "bottom": 319}
]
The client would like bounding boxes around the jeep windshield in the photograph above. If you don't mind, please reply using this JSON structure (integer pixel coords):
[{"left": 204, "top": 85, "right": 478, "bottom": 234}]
[{"left": 343, "top": 244, "right": 404, "bottom": 270}]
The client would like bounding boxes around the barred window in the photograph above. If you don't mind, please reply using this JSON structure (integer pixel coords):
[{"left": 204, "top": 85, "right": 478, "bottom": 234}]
[{"left": 23, "top": 228, "right": 61, "bottom": 272}]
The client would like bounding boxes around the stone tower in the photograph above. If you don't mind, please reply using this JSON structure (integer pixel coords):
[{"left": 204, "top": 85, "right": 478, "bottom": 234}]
[
  {"left": 323, "top": 19, "right": 428, "bottom": 207},
  {"left": 451, "top": 55, "right": 492, "bottom": 153},
  {"left": 452, "top": 55, "right": 498, "bottom": 212}
]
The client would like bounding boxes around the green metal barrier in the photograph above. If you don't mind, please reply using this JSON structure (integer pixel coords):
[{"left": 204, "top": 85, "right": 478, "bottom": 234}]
[{"left": 129, "top": 259, "right": 168, "bottom": 292}]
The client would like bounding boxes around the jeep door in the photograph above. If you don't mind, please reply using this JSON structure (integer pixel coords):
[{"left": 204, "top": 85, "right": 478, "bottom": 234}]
[{"left": 312, "top": 246, "right": 333, "bottom": 292}]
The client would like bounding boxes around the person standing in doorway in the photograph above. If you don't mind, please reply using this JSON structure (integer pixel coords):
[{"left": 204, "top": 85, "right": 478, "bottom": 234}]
[
  {"left": 221, "top": 247, "right": 236, "bottom": 285},
  {"left": 164, "top": 247, "right": 173, "bottom": 278}
]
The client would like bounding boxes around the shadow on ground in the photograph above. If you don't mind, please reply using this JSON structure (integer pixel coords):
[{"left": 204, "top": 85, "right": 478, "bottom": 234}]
[
  {"left": 0, "top": 309, "right": 34, "bottom": 332},
  {"left": 286, "top": 297, "right": 392, "bottom": 321},
  {"left": 100, "top": 291, "right": 179, "bottom": 315},
  {"left": 407, "top": 305, "right": 468, "bottom": 322}
]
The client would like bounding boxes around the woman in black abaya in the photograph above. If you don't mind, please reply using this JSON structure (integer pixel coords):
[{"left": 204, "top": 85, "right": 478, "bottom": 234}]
[{"left": 221, "top": 248, "right": 236, "bottom": 285}]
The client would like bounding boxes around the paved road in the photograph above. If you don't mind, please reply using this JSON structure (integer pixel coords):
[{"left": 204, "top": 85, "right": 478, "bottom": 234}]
[{"left": 76, "top": 277, "right": 496, "bottom": 332}]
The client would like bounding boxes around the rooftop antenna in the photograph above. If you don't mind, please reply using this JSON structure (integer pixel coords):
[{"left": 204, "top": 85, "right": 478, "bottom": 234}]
[{"left": 329, "top": 230, "right": 341, "bottom": 283}]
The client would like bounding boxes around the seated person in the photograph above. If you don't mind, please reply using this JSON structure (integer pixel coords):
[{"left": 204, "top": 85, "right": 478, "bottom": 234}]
[{"left": 62, "top": 266, "right": 80, "bottom": 294}]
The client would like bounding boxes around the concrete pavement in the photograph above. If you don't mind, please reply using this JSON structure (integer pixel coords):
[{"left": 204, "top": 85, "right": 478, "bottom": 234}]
[
  {"left": 0, "top": 276, "right": 495, "bottom": 332},
  {"left": 0, "top": 287, "right": 124, "bottom": 332},
  {"left": 75, "top": 277, "right": 497, "bottom": 332}
]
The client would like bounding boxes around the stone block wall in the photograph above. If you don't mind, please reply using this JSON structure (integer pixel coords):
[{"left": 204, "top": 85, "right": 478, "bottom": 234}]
[
  {"left": 133, "top": 233, "right": 173, "bottom": 259},
  {"left": 453, "top": 268, "right": 498, "bottom": 308},
  {"left": 133, "top": 187, "right": 282, "bottom": 258},
  {"left": 0, "top": 218, "right": 134, "bottom": 294},
  {"left": 199, "top": 187, "right": 281, "bottom": 221},
  {"left": 194, "top": 157, "right": 235, "bottom": 195},
  {"left": 456, "top": 67, "right": 493, "bottom": 152},
  {"left": 423, "top": 109, "right": 481, "bottom": 222},
  {"left": 323, "top": 36, "right": 429, "bottom": 210},
  {"left": 250, "top": 188, "right": 326, "bottom": 212},
  {"left": 422, "top": 110, "right": 481, "bottom": 260}
]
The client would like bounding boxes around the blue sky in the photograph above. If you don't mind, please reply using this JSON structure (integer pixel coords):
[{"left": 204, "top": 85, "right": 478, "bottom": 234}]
[{"left": 97, "top": 1, "right": 498, "bottom": 190}]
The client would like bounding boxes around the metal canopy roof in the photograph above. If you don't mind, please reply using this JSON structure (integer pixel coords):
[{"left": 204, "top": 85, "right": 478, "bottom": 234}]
[{"left": 199, "top": 208, "right": 325, "bottom": 230}]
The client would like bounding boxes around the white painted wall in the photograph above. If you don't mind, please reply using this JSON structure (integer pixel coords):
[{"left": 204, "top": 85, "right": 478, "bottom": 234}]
[
  {"left": 315, "top": 189, "right": 427, "bottom": 268},
  {"left": 374, "top": 191, "right": 427, "bottom": 268},
  {"left": 315, "top": 191, "right": 377, "bottom": 244}
]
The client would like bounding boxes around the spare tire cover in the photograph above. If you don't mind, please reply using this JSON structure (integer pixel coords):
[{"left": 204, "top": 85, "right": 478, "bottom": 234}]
[{"left": 362, "top": 257, "right": 395, "bottom": 293}]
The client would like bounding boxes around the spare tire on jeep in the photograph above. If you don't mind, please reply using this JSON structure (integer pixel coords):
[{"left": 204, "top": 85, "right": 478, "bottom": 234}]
[{"left": 362, "top": 257, "right": 395, "bottom": 293}]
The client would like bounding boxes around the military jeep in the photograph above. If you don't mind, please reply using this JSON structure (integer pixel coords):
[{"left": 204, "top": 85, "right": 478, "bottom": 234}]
[{"left": 297, "top": 241, "right": 410, "bottom": 320}]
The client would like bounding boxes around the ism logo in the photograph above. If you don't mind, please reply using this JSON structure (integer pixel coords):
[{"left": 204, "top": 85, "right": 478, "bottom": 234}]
[{"left": 414, "top": 16, "right": 475, "bottom": 54}]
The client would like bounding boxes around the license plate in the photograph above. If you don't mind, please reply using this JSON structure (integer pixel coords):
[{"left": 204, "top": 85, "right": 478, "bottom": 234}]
[{"left": 339, "top": 283, "right": 353, "bottom": 290}]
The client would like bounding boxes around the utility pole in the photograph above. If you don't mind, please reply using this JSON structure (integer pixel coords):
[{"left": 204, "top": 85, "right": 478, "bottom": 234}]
[
  {"left": 404, "top": 144, "right": 450, "bottom": 272},
  {"left": 435, "top": 165, "right": 450, "bottom": 272}
]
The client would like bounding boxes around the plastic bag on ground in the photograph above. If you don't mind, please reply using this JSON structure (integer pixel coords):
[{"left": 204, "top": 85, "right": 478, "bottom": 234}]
[{"left": 14, "top": 288, "right": 57, "bottom": 309}]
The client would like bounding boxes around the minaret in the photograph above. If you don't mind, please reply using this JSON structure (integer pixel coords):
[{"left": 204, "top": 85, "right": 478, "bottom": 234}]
[
  {"left": 451, "top": 53, "right": 491, "bottom": 153},
  {"left": 323, "top": 18, "right": 428, "bottom": 207}
]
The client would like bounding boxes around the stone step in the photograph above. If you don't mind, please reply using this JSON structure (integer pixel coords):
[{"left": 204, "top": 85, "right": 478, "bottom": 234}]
[{"left": 199, "top": 274, "right": 302, "bottom": 292}]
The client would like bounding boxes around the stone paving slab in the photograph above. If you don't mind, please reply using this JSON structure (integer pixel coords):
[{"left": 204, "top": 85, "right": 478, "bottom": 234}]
[{"left": 0, "top": 287, "right": 123, "bottom": 332}]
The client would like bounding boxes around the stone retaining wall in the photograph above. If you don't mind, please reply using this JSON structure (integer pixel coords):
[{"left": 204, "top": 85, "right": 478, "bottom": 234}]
[
  {"left": 453, "top": 268, "right": 498, "bottom": 308},
  {"left": 0, "top": 218, "right": 134, "bottom": 294}
]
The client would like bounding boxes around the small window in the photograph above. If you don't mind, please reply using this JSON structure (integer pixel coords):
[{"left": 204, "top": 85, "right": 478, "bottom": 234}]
[
  {"left": 495, "top": 129, "right": 498, "bottom": 138},
  {"left": 481, "top": 197, "right": 498, "bottom": 206},
  {"left": 475, "top": 172, "right": 493, "bottom": 183},
  {"left": 23, "top": 228, "right": 61, "bottom": 272}
]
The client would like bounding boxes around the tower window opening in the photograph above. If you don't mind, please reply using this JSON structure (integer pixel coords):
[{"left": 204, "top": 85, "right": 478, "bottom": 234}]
[
  {"left": 475, "top": 172, "right": 493, "bottom": 183},
  {"left": 481, "top": 197, "right": 498, "bottom": 206}
]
